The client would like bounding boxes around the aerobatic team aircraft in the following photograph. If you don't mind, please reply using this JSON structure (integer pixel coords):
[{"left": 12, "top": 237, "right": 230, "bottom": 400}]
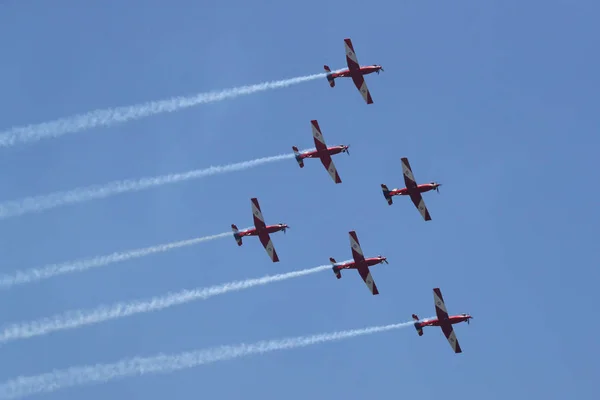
[
  {"left": 324, "top": 38, "right": 383, "bottom": 104},
  {"left": 412, "top": 288, "right": 472, "bottom": 353},
  {"left": 231, "top": 198, "right": 289, "bottom": 263},
  {"left": 330, "top": 231, "right": 388, "bottom": 295},
  {"left": 292, "top": 119, "right": 349, "bottom": 183},
  {"left": 381, "top": 157, "right": 441, "bottom": 221}
]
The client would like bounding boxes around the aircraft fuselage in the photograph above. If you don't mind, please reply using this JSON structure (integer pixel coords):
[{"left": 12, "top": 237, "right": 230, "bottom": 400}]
[
  {"left": 389, "top": 183, "right": 439, "bottom": 196},
  {"left": 333, "top": 65, "right": 382, "bottom": 78},
  {"left": 240, "top": 224, "right": 287, "bottom": 237},
  {"left": 418, "top": 315, "right": 471, "bottom": 328},
  {"left": 302, "top": 146, "right": 347, "bottom": 158}
]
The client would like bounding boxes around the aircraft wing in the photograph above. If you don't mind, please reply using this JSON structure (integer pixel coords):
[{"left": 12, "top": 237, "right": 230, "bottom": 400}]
[
  {"left": 409, "top": 192, "right": 432, "bottom": 221},
  {"left": 434, "top": 288, "right": 462, "bottom": 352},
  {"left": 440, "top": 324, "right": 463, "bottom": 353},
  {"left": 400, "top": 157, "right": 418, "bottom": 189},
  {"left": 357, "top": 266, "right": 379, "bottom": 295},
  {"left": 349, "top": 231, "right": 366, "bottom": 264},
  {"left": 250, "top": 198, "right": 267, "bottom": 230},
  {"left": 258, "top": 232, "right": 279, "bottom": 263},
  {"left": 433, "top": 288, "right": 450, "bottom": 320},
  {"left": 319, "top": 153, "right": 342, "bottom": 183},
  {"left": 402, "top": 157, "right": 431, "bottom": 220},
  {"left": 351, "top": 75, "right": 373, "bottom": 104},
  {"left": 311, "top": 120, "right": 328, "bottom": 152},
  {"left": 344, "top": 38, "right": 361, "bottom": 71},
  {"left": 344, "top": 38, "right": 373, "bottom": 104},
  {"left": 310, "top": 121, "right": 342, "bottom": 183}
]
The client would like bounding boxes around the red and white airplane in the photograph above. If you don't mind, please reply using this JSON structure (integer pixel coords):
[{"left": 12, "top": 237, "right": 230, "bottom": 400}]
[
  {"left": 292, "top": 120, "right": 349, "bottom": 184},
  {"left": 231, "top": 198, "right": 289, "bottom": 263},
  {"left": 381, "top": 157, "right": 441, "bottom": 221},
  {"left": 412, "top": 288, "right": 473, "bottom": 353},
  {"left": 330, "top": 231, "right": 388, "bottom": 295},
  {"left": 324, "top": 38, "right": 383, "bottom": 104}
]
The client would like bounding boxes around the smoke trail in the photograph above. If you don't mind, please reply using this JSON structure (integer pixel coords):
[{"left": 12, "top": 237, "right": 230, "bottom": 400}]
[
  {"left": 0, "top": 263, "right": 339, "bottom": 345},
  {"left": 0, "top": 72, "right": 326, "bottom": 148},
  {"left": 0, "top": 152, "right": 297, "bottom": 220},
  {"left": 0, "top": 230, "right": 241, "bottom": 290},
  {"left": 0, "top": 320, "right": 420, "bottom": 399}
]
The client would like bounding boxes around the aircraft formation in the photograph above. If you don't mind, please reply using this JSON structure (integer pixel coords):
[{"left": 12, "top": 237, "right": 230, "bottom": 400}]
[{"left": 232, "top": 38, "right": 473, "bottom": 354}]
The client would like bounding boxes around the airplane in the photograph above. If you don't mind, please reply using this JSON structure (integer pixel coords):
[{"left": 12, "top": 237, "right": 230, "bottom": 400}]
[
  {"left": 412, "top": 288, "right": 473, "bottom": 353},
  {"left": 324, "top": 38, "right": 383, "bottom": 104},
  {"left": 292, "top": 120, "right": 349, "bottom": 184},
  {"left": 231, "top": 198, "right": 289, "bottom": 263},
  {"left": 381, "top": 157, "right": 441, "bottom": 221},
  {"left": 330, "top": 231, "right": 388, "bottom": 295}
]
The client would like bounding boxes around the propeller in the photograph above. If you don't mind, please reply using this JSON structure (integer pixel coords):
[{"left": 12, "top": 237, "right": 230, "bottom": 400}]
[
  {"left": 345, "top": 145, "right": 350, "bottom": 155},
  {"left": 435, "top": 183, "right": 442, "bottom": 193},
  {"left": 281, "top": 224, "right": 290, "bottom": 233}
]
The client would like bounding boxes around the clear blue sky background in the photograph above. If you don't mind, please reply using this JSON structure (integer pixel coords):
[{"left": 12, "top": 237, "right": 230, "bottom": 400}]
[{"left": 0, "top": 0, "right": 598, "bottom": 399}]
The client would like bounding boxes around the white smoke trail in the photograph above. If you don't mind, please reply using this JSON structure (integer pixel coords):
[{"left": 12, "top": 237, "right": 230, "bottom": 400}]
[
  {"left": 0, "top": 320, "right": 420, "bottom": 399},
  {"left": 0, "top": 152, "right": 297, "bottom": 220},
  {"left": 0, "top": 263, "right": 340, "bottom": 345},
  {"left": 0, "top": 230, "right": 242, "bottom": 290},
  {"left": 0, "top": 72, "right": 327, "bottom": 148}
]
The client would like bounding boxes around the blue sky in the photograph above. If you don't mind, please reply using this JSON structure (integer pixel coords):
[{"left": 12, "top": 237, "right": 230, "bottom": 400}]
[{"left": 0, "top": 0, "right": 598, "bottom": 399}]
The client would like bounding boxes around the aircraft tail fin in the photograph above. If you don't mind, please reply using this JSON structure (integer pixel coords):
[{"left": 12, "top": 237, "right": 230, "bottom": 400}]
[
  {"left": 292, "top": 146, "right": 304, "bottom": 168},
  {"left": 381, "top": 184, "right": 393, "bottom": 205},
  {"left": 231, "top": 224, "right": 242, "bottom": 246},
  {"left": 412, "top": 314, "right": 424, "bottom": 336},
  {"left": 324, "top": 65, "right": 335, "bottom": 87},
  {"left": 330, "top": 257, "right": 341, "bottom": 279}
]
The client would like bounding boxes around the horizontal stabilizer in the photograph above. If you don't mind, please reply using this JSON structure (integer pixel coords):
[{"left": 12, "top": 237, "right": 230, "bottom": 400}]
[
  {"left": 324, "top": 65, "right": 335, "bottom": 87},
  {"left": 381, "top": 184, "right": 393, "bottom": 205},
  {"left": 330, "top": 257, "right": 341, "bottom": 279},
  {"left": 231, "top": 224, "right": 242, "bottom": 246},
  {"left": 292, "top": 146, "right": 304, "bottom": 168},
  {"left": 412, "top": 314, "right": 424, "bottom": 336}
]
